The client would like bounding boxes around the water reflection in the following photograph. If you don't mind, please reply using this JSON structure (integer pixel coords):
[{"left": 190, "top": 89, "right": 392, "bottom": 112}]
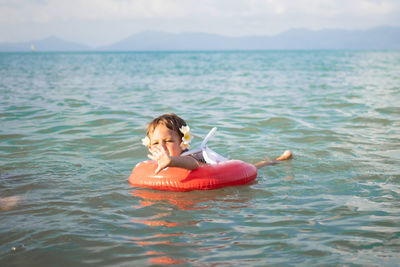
[
  {"left": 147, "top": 255, "right": 186, "bottom": 265},
  {"left": 131, "top": 189, "right": 211, "bottom": 211},
  {"left": 0, "top": 196, "right": 23, "bottom": 211},
  {"left": 131, "top": 187, "right": 254, "bottom": 211},
  {"left": 129, "top": 187, "right": 256, "bottom": 264},
  {"left": 127, "top": 233, "right": 189, "bottom": 265}
]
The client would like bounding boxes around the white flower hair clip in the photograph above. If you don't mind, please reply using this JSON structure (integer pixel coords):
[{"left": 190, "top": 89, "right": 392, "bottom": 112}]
[
  {"left": 142, "top": 136, "right": 150, "bottom": 147},
  {"left": 180, "top": 125, "right": 193, "bottom": 150}
]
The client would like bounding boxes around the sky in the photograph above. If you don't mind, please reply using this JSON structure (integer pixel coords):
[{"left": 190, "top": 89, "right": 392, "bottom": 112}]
[{"left": 1, "top": 0, "right": 399, "bottom": 47}]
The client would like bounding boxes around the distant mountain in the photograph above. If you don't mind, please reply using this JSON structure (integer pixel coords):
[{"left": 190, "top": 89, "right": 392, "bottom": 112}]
[
  {"left": 101, "top": 26, "right": 400, "bottom": 51},
  {"left": 0, "top": 36, "right": 91, "bottom": 52},
  {"left": 1, "top": 26, "right": 399, "bottom": 52},
  {"left": 100, "top": 31, "right": 239, "bottom": 51},
  {"left": 270, "top": 26, "right": 400, "bottom": 49}
]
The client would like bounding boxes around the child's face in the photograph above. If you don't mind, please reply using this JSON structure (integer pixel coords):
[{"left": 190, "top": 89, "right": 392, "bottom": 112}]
[{"left": 149, "top": 124, "right": 183, "bottom": 156}]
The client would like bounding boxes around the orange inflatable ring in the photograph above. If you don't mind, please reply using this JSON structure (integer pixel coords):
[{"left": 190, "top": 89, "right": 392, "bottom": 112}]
[{"left": 129, "top": 160, "right": 257, "bottom": 192}]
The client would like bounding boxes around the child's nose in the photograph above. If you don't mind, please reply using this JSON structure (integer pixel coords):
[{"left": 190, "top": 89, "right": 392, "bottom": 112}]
[{"left": 160, "top": 141, "right": 168, "bottom": 150}]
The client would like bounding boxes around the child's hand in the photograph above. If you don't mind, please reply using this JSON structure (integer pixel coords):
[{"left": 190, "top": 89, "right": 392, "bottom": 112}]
[{"left": 148, "top": 146, "right": 172, "bottom": 174}]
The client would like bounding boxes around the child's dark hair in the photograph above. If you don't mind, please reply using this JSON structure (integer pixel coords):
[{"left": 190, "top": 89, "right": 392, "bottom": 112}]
[{"left": 146, "top": 113, "right": 187, "bottom": 139}]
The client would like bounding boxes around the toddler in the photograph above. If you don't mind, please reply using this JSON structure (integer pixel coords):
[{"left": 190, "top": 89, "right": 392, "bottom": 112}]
[{"left": 142, "top": 113, "right": 292, "bottom": 174}]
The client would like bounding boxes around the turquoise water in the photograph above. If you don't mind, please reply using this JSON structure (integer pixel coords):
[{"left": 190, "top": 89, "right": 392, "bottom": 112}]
[{"left": 1, "top": 51, "right": 399, "bottom": 266}]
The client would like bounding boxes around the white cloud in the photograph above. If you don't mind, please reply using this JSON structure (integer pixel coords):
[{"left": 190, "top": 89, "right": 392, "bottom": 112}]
[
  {"left": 0, "top": 0, "right": 399, "bottom": 45},
  {"left": 0, "top": 0, "right": 189, "bottom": 22},
  {"left": 1, "top": 0, "right": 399, "bottom": 22}
]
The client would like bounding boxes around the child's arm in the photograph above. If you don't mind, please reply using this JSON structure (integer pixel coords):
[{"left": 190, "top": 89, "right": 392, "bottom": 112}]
[
  {"left": 253, "top": 150, "right": 293, "bottom": 169},
  {"left": 148, "top": 147, "right": 199, "bottom": 174}
]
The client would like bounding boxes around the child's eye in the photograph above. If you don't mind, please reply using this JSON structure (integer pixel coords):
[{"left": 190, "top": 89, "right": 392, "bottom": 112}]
[{"left": 152, "top": 142, "right": 159, "bottom": 145}]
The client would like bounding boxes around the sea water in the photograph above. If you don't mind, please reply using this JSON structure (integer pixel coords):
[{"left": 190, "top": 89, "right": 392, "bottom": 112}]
[{"left": 1, "top": 51, "right": 399, "bottom": 266}]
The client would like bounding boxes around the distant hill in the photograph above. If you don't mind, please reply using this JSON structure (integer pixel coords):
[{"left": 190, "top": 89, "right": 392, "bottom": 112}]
[
  {"left": 101, "top": 26, "right": 400, "bottom": 51},
  {"left": 0, "top": 36, "right": 91, "bottom": 52},
  {"left": 1, "top": 26, "right": 399, "bottom": 52}
]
